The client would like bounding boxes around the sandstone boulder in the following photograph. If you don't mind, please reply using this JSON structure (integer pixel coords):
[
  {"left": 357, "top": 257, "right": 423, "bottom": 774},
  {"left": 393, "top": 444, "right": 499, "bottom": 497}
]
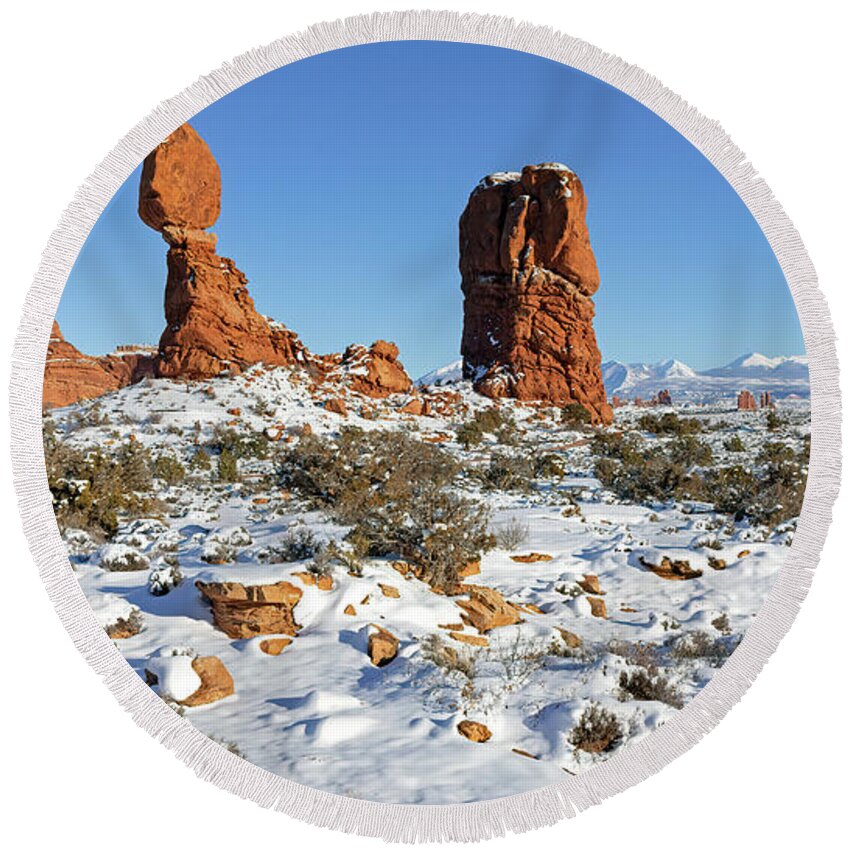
[
  {"left": 367, "top": 625, "right": 399, "bottom": 667},
  {"left": 459, "top": 164, "right": 612, "bottom": 424},
  {"left": 259, "top": 637, "right": 292, "bottom": 655},
  {"left": 639, "top": 555, "right": 703, "bottom": 581},
  {"left": 586, "top": 596, "right": 607, "bottom": 619},
  {"left": 450, "top": 632, "right": 489, "bottom": 647},
  {"left": 145, "top": 654, "right": 234, "bottom": 707},
  {"left": 456, "top": 585, "right": 523, "bottom": 633},
  {"left": 181, "top": 656, "right": 234, "bottom": 706},
  {"left": 577, "top": 574, "right": 603, "bottom": 594},
  {"left": 457, "top": 720, "right": 492, "bottom": 743},
  {"left": 555, "top": 627, "right": 582, "bottom": 649},
  {"left": 196, "top": 580, "right": 302, "bottom": 639},
  {"left": 510, "top": 552, "right": 553, "bottom": 564}
]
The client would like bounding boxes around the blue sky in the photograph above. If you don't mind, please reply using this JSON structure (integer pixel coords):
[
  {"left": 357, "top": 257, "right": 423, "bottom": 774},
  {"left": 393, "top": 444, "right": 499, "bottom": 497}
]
[{"left": 58, "top": 41, "right": 803, "bottom": 379}]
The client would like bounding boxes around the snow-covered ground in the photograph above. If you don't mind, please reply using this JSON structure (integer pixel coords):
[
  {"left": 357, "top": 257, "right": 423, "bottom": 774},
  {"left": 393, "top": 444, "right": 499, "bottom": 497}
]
[{"left": 45, "top": 366, "right": 809, "bottom": 804}]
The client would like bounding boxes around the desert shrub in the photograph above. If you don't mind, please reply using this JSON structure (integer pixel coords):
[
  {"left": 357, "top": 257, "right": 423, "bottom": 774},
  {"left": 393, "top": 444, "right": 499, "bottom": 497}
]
[
  {"left": 593, "top": 428, "right": 804, "bottom": 523},
  {"left": 491, "top": 632, "right": 549, "bottom": 688},
  {"left": 279, "top": 428, "right": 493, "bottom": 590},
  {"left": 260, "top": 527, "right": 320, "bottom": 563},
  {"left": 711, "top": 613, "right": 732, "bottom": 635},
  {"left": 148, "top": 562, "right": 184, "bottom": 596},
  {"left": 667, "top": 435, "right": 713, "bottom": 467},
  {"left": 707, "top": 441, "right": 807, "bottom": 525},
  {"left": 494, "top": 516, "right": 530, "bottom": 550},
  {"left": 43, "top": 426, "right": 158, "bottom": 539},
  {"left": 116, "top": 440, "right": 153, "bottom": 491},
  {"left": 533, "top": 453, "right": 565, "bottom": 478},
  {"left": 153, "top": 452, "right": 186, "bottom": 486},
  {"left": 724, "top": 434, "right": 746, "bottom": 452},
  {"left": 209, "top": 424, "right": 268, "bottom": 460},
  {"left": 420, "top": 634, "right": 476, "bottom": 680},
  {"left": 456, "top": 407, "right": 516, "bottom": 448},
  {"left": 188, "top": 447, "right": 212, "bottom": 472},
  {"left": 618, "top": 668, "right": 683, "bottom": 708},
  {"left": 568, "top": 704, "right": 623, "bottom": 754},
  {"left": 593, "top": 433, "right": 704, "bottom": 504},
  {"left": 100, "top": 543, "right": 151, "bottom": 572},
  {"left": 66, "top": 402, "right": 110, "bottom": 430},
  {"left": 479, "top": 451, "right": 534, "bottom": 492},
  {"left": 561, "top": 402, "right": 592, "bottom": 427},
  {"left": 766, "top": 409, "right": 782, "bottom": 431},
  {"left": 637, "top": 412, "right": 702, "bottom": 436},
  {"left": 667, "top": 630, "right": 739, "bottom": 666},
  {"left": 217, "top": 449, "right": 240, "bottom": 483},
  {"left": 105, "top": 609, "right": 143, "bottom": 639},
  {"left": 201, "top": 541, "right": 236, "bottom": 564},
  {"left": 606, "top": 639, "right": 662, "bottom": 670}
]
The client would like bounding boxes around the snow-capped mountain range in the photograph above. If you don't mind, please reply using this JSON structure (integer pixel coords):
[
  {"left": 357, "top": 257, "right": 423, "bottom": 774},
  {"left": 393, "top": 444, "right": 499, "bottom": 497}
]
[
  {"left": 599, "top": 353, "right": 809, "bottom": 401},
  {"left": 419, "top": 354, "right": 809, "bottom": 402}
]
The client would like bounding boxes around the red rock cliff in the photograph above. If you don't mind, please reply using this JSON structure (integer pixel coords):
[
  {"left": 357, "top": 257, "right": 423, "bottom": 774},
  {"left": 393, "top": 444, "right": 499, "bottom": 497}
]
[
  {"left": 43, "top": 322, "right": 155, "bottom": 409},
  {"left": 459, "top": 164, "right": 612, "bottom": 424}
]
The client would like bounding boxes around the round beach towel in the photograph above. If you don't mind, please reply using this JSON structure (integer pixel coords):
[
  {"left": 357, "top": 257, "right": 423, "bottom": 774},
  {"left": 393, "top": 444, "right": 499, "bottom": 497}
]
[{"left": 10, "top": 11, "right": 840, "bottom": 842}]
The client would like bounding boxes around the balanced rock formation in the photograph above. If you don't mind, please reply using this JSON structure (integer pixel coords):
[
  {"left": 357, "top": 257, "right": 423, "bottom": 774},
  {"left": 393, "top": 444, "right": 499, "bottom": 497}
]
[
  {"left": 140, "top": 124, "right": 310, "bottom": 380},
  {"left": 195, "top": 580, "right": 303, "bottom": 639},
  {"left": 139, "top": 123, "right": 413, "bottom": 394},
  {"left": 43, "top": 321, "right": 155, "bottom": 409},
  {"left": 459, "top": 164, "right": 612, "bottom": 424}
]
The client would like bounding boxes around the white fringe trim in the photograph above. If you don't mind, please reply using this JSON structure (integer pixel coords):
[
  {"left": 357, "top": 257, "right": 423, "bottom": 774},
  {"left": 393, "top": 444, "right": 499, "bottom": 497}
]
[{"left": 8, "top": 10, "right": 841, "bottom": 843}]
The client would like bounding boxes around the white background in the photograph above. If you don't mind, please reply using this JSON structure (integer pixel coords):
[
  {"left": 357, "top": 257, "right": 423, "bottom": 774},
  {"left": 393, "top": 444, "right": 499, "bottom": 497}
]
[{"left": 1, "top": 1, "right": 847, "bottom": 846}]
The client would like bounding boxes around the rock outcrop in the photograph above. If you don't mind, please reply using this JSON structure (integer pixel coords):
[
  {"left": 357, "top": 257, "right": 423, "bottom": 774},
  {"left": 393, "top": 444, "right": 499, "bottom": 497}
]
[
  {"left": 457, "top": 720, "right": 492, "bottom": 743},
  {"left": 195, "top": 580, "right": 303, "bottom": 639},
  {"left": 459, "top": 164, "right": 612, "bottom": 424},
  {"left": 737, "top": 390, "right": 757, "bottom": 411},
  {"left": 180, "top": 656, "right": 235, "bottom": 707},
  {"left": 140, "top": 124, "right": 311, "bottom": 380},
  {"left": 336, "top": 341, "right": 412, "bottom": 398},
  {"left": 43, "top": 322, "right": 155, "bottom": 409},
  {"left": 367, "top": 625, "right": 399, "bottom": 666},
  {"left": 455, "top": 585, "right": 523, "bottom": 633}
]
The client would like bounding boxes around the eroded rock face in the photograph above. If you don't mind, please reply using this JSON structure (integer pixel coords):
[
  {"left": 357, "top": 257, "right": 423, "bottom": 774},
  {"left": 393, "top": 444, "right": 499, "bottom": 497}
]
[
  {"left": 43, "top": 322, "right": 155, "bottom": 409},
  {"left": 459, "top": 164, "right": 612, "bottom": 424},
  {"left": 140, "top": 124, "right": 311, "bottom": 380},
  {"left": 195, "top": 580, "right": 303, "bottom": 639}
]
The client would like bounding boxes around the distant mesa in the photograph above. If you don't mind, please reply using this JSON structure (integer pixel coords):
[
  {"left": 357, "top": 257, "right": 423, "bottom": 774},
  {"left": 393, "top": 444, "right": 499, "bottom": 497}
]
[{"left": 459, "top": 163, "right": 612, "bottom": 424}]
